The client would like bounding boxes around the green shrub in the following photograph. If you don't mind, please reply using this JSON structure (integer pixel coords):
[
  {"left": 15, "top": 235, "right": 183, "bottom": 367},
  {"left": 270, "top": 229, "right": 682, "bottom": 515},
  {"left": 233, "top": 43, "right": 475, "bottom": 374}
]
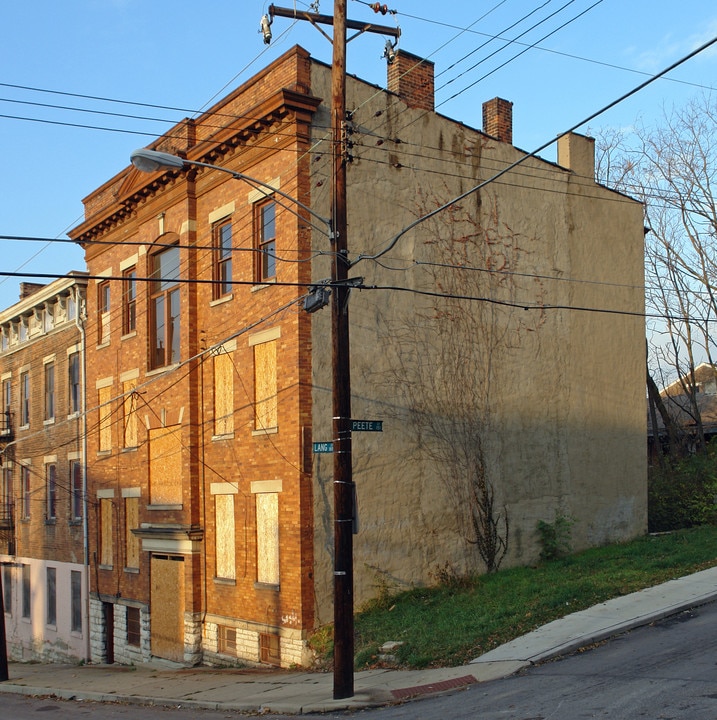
[
  {"left": 648, "top": 448, "right": 717, "bottom": 532},
  {"left": 536, "top": 512, "right": 574, "bottom": 561}
]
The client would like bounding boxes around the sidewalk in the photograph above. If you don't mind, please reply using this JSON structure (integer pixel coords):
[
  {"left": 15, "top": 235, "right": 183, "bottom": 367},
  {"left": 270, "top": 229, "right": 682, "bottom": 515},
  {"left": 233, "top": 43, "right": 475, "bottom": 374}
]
[{"left": 2, "top": 567, "right": 716, "bottom": 715}]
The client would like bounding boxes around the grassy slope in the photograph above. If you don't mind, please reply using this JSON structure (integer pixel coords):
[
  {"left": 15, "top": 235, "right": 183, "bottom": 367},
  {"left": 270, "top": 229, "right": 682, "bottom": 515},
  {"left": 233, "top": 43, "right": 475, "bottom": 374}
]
[{"left": 349, "top": 526, "right": 717, "bottom": 669}]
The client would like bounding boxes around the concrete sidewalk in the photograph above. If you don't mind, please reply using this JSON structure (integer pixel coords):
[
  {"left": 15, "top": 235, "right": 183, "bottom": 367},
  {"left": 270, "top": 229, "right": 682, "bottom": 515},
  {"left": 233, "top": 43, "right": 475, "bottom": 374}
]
[{"left": 2, "top": 567, "right": 716, "bottom": 715}]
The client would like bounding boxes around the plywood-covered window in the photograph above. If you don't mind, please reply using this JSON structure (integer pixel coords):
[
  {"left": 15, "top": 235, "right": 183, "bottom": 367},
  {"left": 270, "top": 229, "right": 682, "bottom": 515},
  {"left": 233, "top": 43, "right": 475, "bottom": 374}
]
[
  {"left": 214, "top": 493, "right": 236, "bottom": 580},
  {"left": 125, "top": 496, "right": 140, "bottom": 570},
  {"left": 213, "top": 351, "right": 234, "bottom": 437},
  {"left": 123, "top": 379, "right": 138, "bottom": 448},
  {"left": 100, "top": 497, "right": 114, "bottom": 567},
  {"left": 98, "top": 384, "right": 112, "bottom": 452},
  {"left": 253, "top": 340, "right": 277, "bottom": 431},
  {"left": 149, "top": 425, "right": 182, "bottom": 505},
  {"left": 256, "top": 492, "right": 279, "bottom": 586}
]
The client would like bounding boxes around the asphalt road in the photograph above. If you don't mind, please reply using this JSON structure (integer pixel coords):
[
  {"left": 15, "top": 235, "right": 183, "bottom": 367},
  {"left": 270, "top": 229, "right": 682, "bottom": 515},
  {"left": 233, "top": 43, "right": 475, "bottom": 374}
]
[{"left": 4, "top": 600, "right": 717, "bottom": 719}]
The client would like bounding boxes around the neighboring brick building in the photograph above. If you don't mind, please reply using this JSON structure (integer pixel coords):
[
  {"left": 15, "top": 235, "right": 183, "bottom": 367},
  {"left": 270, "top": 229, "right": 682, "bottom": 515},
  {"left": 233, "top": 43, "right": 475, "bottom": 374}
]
[
  {"left": 0, "top": 274, "right": 89, "bottom": 662},
  {"left": 68, "top": 45, "right": 646, "bottom": 668}
]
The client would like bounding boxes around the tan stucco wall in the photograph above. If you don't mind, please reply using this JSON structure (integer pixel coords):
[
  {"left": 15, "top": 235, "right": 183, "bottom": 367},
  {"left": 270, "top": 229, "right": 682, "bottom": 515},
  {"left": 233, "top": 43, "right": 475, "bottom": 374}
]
[{"left": 309, "top": 63, "right": 646, "bottom": 621}]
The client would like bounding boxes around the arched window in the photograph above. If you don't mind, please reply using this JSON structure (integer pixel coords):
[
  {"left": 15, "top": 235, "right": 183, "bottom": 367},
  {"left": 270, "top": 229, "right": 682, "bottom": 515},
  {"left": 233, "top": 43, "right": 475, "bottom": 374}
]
[{"left": 149, "top": 237, "right": 181, "bottom": 369}]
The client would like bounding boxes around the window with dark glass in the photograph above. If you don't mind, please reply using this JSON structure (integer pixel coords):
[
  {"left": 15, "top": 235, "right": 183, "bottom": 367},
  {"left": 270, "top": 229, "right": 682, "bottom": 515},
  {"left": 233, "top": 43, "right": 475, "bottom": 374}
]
[
  {"left": 70, "top": 570, "right": 82, "bottom": 632},
  {"left": 214, "top": 221, "right": 233, "bottom": 298},
  {"left": 98, "top": 280, "right": 110, "bottom": 344},
  {"left": 20, "top": 371, "right": 29, "bottom": 426},
  {"left": 21, "top": 564, "right": 30, "bottom": 618},
  {"left": 123, "top": 267, "right": 137, "bottom": 334},
  {"left": 44, "top": 362, "right": 55, "bottom": 421},
  {"left": 71, "top": 460, "right": 82, "bottom": 520},
  {"left": 68, "top": 352, "right": 80, "bottom": 414},
  {"left": 22, "top": 465, "right": 30, "bottom": 519},
  {"left": 46, "top": 567, "right": 56, "bottom": 626},
  {"left": 46, "top": 463, "right": 57, "bottom": 519},
  {"left": 149, "top": 244, "right": 181, "bottom": 369},
  {"left": 256, "top": 200, "right": 276, "bottom": 282},
  {"left": 126, "top": 606, "right": 140, "bottom": 646}
]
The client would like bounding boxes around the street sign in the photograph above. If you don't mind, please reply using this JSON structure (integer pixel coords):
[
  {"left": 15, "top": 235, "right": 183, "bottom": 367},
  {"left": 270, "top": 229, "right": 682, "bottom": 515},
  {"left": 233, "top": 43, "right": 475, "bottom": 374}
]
[
  {"left": 313, "top": 442, "right": 334, "bottom": 453},
  {"left": 351, "top": 420, "right": 383, "bottom": 432}
]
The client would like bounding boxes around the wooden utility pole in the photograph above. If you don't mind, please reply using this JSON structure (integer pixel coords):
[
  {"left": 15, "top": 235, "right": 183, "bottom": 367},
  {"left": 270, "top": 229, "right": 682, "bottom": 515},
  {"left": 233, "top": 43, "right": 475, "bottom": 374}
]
[
  {"left": 268, "top": 2, "right": 399, "bottom": 700},
  {"left": 329, "top": 0, "right": 353, "bottom": 700},
  {"left": 0, "top": 564, "right": 8, "bottom": 681}
]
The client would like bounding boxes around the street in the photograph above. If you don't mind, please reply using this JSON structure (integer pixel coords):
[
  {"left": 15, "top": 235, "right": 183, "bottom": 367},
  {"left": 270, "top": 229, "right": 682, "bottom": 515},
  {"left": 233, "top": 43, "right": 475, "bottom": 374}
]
[{"left": 3, "top": 600, "right": 717, "bottom": 719}]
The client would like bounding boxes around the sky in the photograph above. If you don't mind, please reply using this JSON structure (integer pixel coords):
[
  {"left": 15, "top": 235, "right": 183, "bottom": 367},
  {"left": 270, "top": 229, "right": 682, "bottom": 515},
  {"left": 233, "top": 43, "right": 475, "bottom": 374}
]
[{"left": 1, "top": 0, "right": 716, "bottom": 312}]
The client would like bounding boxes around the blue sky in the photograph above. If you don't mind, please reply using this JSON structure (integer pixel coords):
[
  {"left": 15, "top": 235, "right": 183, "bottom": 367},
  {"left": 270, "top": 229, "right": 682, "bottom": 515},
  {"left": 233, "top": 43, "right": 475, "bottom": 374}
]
[{"left": 1, "top": 0, "right": 716, "bottom": 311}]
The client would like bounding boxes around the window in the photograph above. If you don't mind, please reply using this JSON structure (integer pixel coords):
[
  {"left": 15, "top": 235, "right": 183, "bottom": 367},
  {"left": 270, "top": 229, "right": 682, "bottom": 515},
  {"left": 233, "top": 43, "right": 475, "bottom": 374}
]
[
  {"left": 149, "top": 244, "right": 181, "bottom": 369},
  {"left": 148, "top": 425, "right": 182, "bottom": 505},
  {"left": 46, "top": 463, "right": 57, "bottom": 520},
  {"left": 43, "top": 305, "right": 54, "bottom": 333},
  {"left": 1, "top": 464, "right": 12, "bottom": 520},
  {"left": 20, "top": 371, "right": 29, "bottom": 426},
  {"left": 70, "top": 571, "right": 82, "bottom": 632},
  {"left": 126, "top": 606, "right": 140, "bottom": 646},
  {"left": 21, "top": 465, "right": 31, "bottom": 519},
  {"left": 256, "top": 492, "right": 279, "bottom": 586},
  {"left": 214, "top": 493, "right": 236, "bottom": 580},
  {"left": 2, "top": 377, "right": 11, "bottom": 436},
  {"left": 70, "top": 460, "right": 83, "bottom": 521},
  {"left": 217, "top": 625, "right": 237, "bottom": 656},
  {"left": 67, "top": 293, "right": 77, "bottom": 321},
  {"left": 125, "top": 496, "right": 139, "bottom": 570},
  {"left": 2, "top": 565, "right": 11, "bottom": 616},
  {"left": 122, "top": 268, "right": 137, "bottom": 335},
  {"left": 21, "top": 564, "right": 30, "bottom": 619},
  {"left": 44, "top": 362, "right": 55, "bottom": 421},
  {"left": 254, "top": 340, "right": 278, "bottom": 431},
  {"left": 100, "top": 497, "right": 113, "bottom": 567},
  {"left": 46, "top": 567, "right": 56, "bottom": 626},
  {"left": 98, "top": 280, "right": 110, "bottom": 345},
  {"left": 98, "top": 385, "right": 112, "bottom": 452},
  {"left": 213, "top": 351, "right": 234, "bottom": 436},
  {"left": 214, "top": 221, "right": 233, "bottom": 298},
  {"left": 255, "top": 200, "right": 276, "bottom": 282},
  {"left": 123, "top": 380, "right": 138, "bottom": 448},
  {"left": 68, "top": 352, "right": 81, "bottom": 415}
]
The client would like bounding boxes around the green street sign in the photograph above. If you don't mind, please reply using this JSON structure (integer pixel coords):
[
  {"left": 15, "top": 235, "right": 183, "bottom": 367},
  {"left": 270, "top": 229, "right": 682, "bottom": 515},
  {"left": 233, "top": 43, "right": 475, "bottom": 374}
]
[
  {"left": 313, "top": 442, "right": 334, "bottom": 453},
  {"left": 351, "top": 420, "right": 383, "bottom": 432}
]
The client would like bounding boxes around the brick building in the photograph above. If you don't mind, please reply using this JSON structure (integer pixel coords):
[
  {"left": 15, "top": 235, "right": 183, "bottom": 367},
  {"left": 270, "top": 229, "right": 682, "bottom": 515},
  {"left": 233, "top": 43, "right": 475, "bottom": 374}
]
[
  {"left": 68, "top": 45, "right": 646, "bottom": 668},
  {"left": 0, "top": 275, "right": 89, "bottom": 662}
]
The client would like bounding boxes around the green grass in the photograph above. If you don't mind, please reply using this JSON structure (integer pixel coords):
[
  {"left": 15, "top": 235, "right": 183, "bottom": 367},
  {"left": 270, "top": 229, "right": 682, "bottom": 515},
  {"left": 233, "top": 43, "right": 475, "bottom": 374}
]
[{"left": 347, "top": 526, "right": 717, "bottom": 669}]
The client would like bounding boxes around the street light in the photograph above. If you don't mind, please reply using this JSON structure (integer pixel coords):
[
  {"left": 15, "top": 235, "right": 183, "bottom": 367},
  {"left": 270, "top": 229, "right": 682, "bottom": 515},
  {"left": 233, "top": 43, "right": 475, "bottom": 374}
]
[{"left": 129, "top": 148, "right": 332, "bottom": 233}]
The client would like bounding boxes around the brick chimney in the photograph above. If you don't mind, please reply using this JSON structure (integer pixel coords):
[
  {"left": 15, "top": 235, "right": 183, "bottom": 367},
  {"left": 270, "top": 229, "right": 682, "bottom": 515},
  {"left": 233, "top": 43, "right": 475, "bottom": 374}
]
[
  {"left": 482, "top": 97, "right": 513, "bottom": 145},
  {"left": 387, "top": 50, "right": 435, "bottom": 112},
  {"left": 19, "top": 282, "right": 46, "bottom": 300}
]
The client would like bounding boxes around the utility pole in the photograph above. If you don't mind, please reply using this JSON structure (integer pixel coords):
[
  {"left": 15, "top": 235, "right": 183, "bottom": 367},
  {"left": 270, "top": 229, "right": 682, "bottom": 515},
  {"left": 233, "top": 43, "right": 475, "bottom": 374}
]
[
  {"left": 329, "top": 0, "right": 353, "bottom": 700},
  {"left": 267, "top": 2, "right": 399, "bottom": 700},
  {"left": 0, "top": 564, "right": 8, "bottom": 681}
]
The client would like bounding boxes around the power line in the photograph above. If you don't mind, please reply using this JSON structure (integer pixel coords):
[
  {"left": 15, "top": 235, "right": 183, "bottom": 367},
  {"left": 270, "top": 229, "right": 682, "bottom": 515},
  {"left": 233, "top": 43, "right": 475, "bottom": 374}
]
[{"left": 355, "top": 32, "right": 717, "bottom": 267}]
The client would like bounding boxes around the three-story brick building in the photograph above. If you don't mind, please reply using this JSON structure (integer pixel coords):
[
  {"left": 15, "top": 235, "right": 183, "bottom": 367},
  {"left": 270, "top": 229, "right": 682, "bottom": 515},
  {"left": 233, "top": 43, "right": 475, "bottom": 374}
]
[
  {"left": 68, "top": 45, "right": 647, "bottom": 668},
  {"left": 0, "top": 275, "right": 89, "bottom": 662}
]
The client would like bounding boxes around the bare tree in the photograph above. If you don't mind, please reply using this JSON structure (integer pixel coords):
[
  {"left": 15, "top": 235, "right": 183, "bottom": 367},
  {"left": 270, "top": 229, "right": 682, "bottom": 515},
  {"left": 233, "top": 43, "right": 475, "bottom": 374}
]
[{"left": 593, "top": 95, "right": 717, "bottom": 455}]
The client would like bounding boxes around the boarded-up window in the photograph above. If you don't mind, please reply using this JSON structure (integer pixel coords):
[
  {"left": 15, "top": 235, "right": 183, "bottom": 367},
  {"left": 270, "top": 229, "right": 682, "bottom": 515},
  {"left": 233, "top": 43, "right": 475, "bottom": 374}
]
[
  {"left": 254, "top": 340, "right": 277, "bottom": 430},
  {"left": 215, "top": 494, "right": 236, "bottom": 580},
  {"left": 125, "top": 496, "right": 140, "bottom": 569},
  {"left": 100, "top": 498, "right": 113, "bottom": 567},
  {"left": 98, "top": 385, "right": 112, "bottom": 452},
  {"left": 214, "top": 352, "right": 234, "bottom": 436},
  {"left": 149, "top": 425, "right": 182, "bottom": 505},
  {"left": 126, "top": 606, "right": 140, "bottom": 646},
  {"left": 123, "top": 380, "right": 138, "bottom": 448},
  {"left": 256, "top": 493, "right": 279, "bottom": 585}
]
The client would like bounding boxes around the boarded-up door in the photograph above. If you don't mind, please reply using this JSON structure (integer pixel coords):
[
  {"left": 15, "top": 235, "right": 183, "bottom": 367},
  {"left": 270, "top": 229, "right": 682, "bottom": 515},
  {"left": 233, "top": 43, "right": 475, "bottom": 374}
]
[{"left": 150, "top": 554, "right": 185, "bottom": 662}]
